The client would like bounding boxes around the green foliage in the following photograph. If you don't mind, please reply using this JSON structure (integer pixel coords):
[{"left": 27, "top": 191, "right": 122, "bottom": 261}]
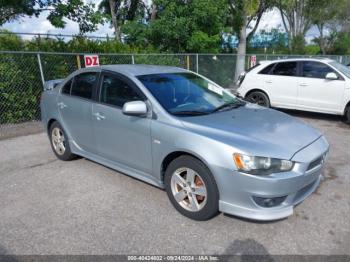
[
  {"left": 0, "top": 53, "right": 42, "bottom": 124},
  {"left": 187, "top": 32, "right": 221, "bottom": 53},
  {"left": 0, "top": 0, "right": 103, "bottom": 34},
  {"left": 0, "top": 30, "right": 24, "bottom": 50},
  {"left": 0, "top": 31, "right": 158, "bottom": 53},
  {"left": 304, "top": 45, "right": 321, "bottom": 55},
  {"left": 332, "top": 33, "right": 350, "bottom": 54},
  {"left": 124, "top": 0, "right": 227, "bottom": 52},
  {"left": 291, "top": 35, "right": 306, "bottom": 55},
  {"left": 47, "top": 0, "right": 104, "bottom": 33},
  {"left": 0, "top": 0, "right": 50, "bottom": 25}
]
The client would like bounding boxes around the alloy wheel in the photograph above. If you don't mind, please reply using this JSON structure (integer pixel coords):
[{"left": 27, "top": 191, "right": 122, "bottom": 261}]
[
  {"left": 170, "top": 167, "right": 207, "bottom": 212},
  {"left": 247, "top": 93, "right": 268, "bottom": 106},
  {"left": 51, "top": 127, "right": 66, "bottom": 155}
]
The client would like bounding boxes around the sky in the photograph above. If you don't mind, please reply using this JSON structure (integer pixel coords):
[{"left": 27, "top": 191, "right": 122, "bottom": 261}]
[{"left": 1, "top": 3, "right": 319, "bottom": 42}]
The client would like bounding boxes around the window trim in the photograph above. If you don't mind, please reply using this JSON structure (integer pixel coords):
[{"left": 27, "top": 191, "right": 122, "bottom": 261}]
[
  {"left": 258, "top": 63, "right": 276, "bottom": 75},
  {"left": 96, "top": 70, "right": 147, "bottom": 110},
  {"left": 60, "top": 78, "right": 73, "bottom": 95},
  {"left": 301, "top": 61, "right": 345, "bottom": 81}
]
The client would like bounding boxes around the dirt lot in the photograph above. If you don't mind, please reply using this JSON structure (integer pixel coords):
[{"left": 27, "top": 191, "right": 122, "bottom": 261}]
[{"left": 0, "top": 111, "right": 349, "bottom": 255}]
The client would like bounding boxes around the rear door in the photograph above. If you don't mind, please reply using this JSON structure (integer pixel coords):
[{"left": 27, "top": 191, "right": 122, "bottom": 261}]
[
  {"left": 297, "top": 61, "right": 345, "bottom": 114},
  {"left": 92, "top": 71, "right": 153, "bottom": 174},
  {"left": 264, "top": 61, "right": 299, "bottom": 108},
  {"left": 57, "top": 71, "right": 99, "bottom": 154}
]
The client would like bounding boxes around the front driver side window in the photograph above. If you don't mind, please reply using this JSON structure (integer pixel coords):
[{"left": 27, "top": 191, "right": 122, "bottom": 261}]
[
  {"left": 302, "top": 61, "right": 336, "bottom": 79},
  {"left": 100, "top": 75, "right": 142, "bottom": 107}
]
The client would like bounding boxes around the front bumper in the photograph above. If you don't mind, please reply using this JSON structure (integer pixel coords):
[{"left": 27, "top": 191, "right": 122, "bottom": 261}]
[{"left": 216, "top": 136, "right": 329, "bottom": 221}]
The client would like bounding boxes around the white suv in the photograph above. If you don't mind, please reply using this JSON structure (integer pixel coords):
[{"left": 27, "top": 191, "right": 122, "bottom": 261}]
[{"left": 236, "top": 58, "right": 350, "bottom": 123}]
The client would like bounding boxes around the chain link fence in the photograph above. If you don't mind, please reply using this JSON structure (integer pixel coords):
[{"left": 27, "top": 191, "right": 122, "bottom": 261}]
[{"left": 1, "top": 51, "right": 350, "bottom": 139}]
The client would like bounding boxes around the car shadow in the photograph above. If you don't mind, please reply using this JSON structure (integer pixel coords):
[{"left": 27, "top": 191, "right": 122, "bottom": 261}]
[
  {"left": 220, "top": 238, "right": 275, "bottom": 261},
  {"left": 0, "top": 244, "right": 17, "bottom": 261}
]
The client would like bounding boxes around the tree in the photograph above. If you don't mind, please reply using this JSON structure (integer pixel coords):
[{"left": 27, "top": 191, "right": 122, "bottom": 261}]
[
  {"left": 48, "top": 0, "right": 104, "bottom": 34},
  {"left": 0, "top": 0, "right": 103, "bottom": 34},
  {"left": 123, "top": 0, "right": 227, "bottom": 52},
  {"left": 307, "top": 0, "right": 338, "bottom": 54},
  {"left": 228, "top": 0, "right": 270, "bottom": 81},
  {"left": 277, "top": 0, "right": 314, "bottom": 53},
  {"left": 98, "top": 0, "right": 146, "bottom": 41},
  {"left": 0, "top": 0, "right": 55, "bottom": 25},
  {"left": 307, "top": 0, "right": 350, "bottom": 55}
]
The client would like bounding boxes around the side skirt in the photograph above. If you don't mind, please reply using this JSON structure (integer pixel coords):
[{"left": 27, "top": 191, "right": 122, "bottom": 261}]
[{"left": 70, "top": 140, "right": 165, "bottom": 189}]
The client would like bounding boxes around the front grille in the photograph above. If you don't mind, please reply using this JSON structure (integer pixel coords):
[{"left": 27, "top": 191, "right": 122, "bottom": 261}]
[{"left": 307, "top": 156, "right": 323, "bottom": 171}]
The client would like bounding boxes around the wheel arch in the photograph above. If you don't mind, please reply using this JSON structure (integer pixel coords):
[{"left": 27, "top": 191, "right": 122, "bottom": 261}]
[
  {"left": 245, "top": 88, "right": 270, "bottom": 100},
  {"left": 47, "top": 118, "right": 58, "bottom": 133},
  {"left": 344, "top": 100, "right": 350, "bottom": 115},
  {"left": 160, "top": 151, "right": 211, "bottom": 183}
]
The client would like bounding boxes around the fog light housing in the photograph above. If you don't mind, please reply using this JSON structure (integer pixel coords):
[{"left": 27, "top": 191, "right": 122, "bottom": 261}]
[{"left": 253, "top": 196, "right": 287, "bottom": 208}]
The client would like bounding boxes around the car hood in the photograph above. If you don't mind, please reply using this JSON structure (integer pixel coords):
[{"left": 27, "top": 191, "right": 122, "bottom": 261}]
[{"left": 179, "top": 104, "right": 322, "bottom": 160}]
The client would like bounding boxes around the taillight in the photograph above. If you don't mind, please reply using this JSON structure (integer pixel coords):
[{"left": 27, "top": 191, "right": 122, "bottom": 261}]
[{"left": 236, "top": 72, "right": 246, "bottom": 86}]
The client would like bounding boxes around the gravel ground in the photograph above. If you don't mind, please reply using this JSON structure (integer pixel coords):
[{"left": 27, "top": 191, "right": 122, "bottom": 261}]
[{"left": 0, "top": 111, "right": 349, "bottom": 255}]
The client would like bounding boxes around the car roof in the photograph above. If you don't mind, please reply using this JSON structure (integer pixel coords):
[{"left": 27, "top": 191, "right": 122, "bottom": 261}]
[
  {"left": 260, "top": 57, "right": 335, "bottom": 64},
  {"left": 81, "top": 64, "right": 189, "bottom": 76}
]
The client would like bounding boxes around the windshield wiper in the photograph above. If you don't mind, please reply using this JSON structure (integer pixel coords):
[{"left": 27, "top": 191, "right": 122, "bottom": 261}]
[
  {"left": 211, "top": 100, "right": 246, "bottom": 113},
  {"left": 171, "top": 110, "right": 209, "bottom": 116}
]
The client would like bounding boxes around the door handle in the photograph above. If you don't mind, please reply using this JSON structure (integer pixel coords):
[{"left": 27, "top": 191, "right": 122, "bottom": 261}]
[
  {"left": 57, "top": 102, "right": 67, "bottom": 109},
  {"left": 93, "top": 112, "right": 105, "bottom": 120},
  {"left": 265, "top": 80, "right": 272, "bottom": 84},
  {"left": 299, "top": 83, "right": 308, "bottom": 86}
]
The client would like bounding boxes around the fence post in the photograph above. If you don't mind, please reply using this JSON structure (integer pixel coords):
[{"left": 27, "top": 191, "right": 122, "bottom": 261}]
[
  {"left": 76, "top": 54, "right": 81, "bottom": 69},
  {"left": 131, "top": 54, "right": 135, "bottom": 64},
  {"left": 196, "top": 54, "right": 199, "bottom": 73},
  {"left": 37, "top": 53, "right": 45, "bottom": 88},
  {"left": 186, "top": 55, "right": 190, "bottom": 70}
]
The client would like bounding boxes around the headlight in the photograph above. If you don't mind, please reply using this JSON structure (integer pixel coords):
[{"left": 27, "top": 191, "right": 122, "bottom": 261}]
[{"left": 233, "top": 153, "right": 294, "bottom": 175}]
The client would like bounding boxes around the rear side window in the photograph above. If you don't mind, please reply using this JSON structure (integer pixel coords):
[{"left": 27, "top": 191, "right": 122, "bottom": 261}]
[
  {"left": 71, "top": 73, "right": 97, "bottom": 99},
  {"left": 271, "top": 62, "right": 297, "bottom": 76},
  {"left": 259, "top": 63, "right": 275, "bottom": 74},
  {"left": 100, "top": 75, "right": 142, "bottom": 107},
  {"left": 302, "top": 61, "right": 335, "bottom": 79},
  {"left": 61, "top": 79, "right": 72, "bottom": 95}
]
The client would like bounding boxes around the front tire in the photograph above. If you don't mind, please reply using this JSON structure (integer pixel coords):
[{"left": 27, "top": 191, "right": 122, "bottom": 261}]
[
  {"left": 344, "top": 105, "right": 350, "bottom": 124},
  {"left": 246, "top": 91, "right": 270, "bottom": 107},
  {"left": 164, "top": 155, "right": 219, "bottom": 221},
  {"left": 49, "top": 121, "right": 76, "bottom": 161}
]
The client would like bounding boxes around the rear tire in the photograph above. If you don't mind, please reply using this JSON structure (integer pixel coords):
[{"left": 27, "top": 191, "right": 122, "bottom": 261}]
[
  {"left": 246, "top": 91, "right": 270, "bottom": 107},
  {"left": 49, "top": 121, "right": 76, "bottom": 161},
  {"left": 344, "top": 106, "right": 350, "bottom": 124},
  {"left": 164, "top": 155, "right": 219, "bottom": 221}
]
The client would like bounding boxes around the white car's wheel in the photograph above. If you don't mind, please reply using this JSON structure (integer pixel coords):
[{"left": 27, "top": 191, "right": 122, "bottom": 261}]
[
  {"left": 246, "top": 91, "right": 270, "bottom": 107},
  {"left": 344, "top": 105, "right": 350, "bottom": 124}
]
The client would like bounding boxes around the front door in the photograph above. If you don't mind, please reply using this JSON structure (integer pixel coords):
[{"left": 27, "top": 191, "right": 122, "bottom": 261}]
[
  {"left": 92, "top": 72, "right": 153, "bottom": 174},
  {"left": 297, "top": 61, "right": 345, "bottom": 114}
]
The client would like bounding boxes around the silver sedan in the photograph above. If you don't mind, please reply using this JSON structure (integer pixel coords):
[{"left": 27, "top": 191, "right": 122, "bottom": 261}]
[{"left": 41, "top": 65, "right": 329, "bottom": 221}]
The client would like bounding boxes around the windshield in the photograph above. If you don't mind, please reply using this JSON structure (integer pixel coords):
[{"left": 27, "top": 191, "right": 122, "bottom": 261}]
[
  {"left": 330, "top": 61, "right": 350, "bottom": 78},
  {"left": 137, "top": 73, "right": 238, "bottom": 115}
]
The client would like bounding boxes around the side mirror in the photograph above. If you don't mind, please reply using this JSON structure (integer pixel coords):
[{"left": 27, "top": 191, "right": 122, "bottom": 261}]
[
  {"left": 325, "top": 72, "right": 338, "bottom": 80},
  {"left": 122, "top": 101, "right": 147, "bottom": 116}
]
